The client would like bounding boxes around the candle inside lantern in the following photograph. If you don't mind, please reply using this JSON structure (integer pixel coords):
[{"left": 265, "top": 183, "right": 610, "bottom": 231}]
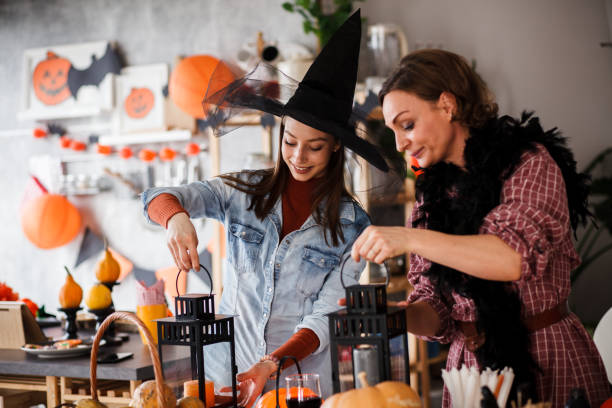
[{"left": 184, "top": 379, "right": 214, "bottom": 406}]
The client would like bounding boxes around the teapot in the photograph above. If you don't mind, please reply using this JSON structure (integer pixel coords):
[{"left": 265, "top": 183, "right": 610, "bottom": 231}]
[{"left": 367, "top": 23, "right": 409, "bottom": 78}]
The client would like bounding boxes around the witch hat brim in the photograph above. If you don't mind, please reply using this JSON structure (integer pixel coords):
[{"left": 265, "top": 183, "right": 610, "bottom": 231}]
[{"left": 202, "top": 9, "right": 390, "bottom": 172}]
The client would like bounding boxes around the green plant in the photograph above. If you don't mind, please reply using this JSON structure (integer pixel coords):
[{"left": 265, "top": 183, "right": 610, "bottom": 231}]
[
  {"left": 282, "top": 0, "right": 365, "bottom": 48},
  {"left": 572, "top": 146, "right": 612, "bottom": 284}
]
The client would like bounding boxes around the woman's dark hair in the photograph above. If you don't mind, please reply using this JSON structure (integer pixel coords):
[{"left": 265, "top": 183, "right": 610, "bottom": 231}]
[
  {"left": 379, "top": 49, "right": 498, "bottom": 129},
  {"left": 219, "top": 116, "right": 352, "bottom": 247}
]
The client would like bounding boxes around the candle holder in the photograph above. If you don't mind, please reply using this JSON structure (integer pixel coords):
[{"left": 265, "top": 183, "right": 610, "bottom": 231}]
[
  {"left": 99, "top": 281, "right": 129, "bottom": 342},
  {"left": 57, "top": 306, "right": 82, "bottom": 340},
  {"left": 88, "top": 306, "right": 123, "bottom": 346}
]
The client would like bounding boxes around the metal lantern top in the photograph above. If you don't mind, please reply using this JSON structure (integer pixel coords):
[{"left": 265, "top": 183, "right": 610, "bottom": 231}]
[
  {"left": 340, "top": 256, "right": 389, "bottom": 315},
  {"left": 175, "top": 293, "right": 216, "bottom": 320}
]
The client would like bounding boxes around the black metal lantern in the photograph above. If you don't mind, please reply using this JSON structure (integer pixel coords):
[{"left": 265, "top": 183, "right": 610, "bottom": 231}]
[
  {"left": 156, "top": 265, "right": 238, "bottom": 407},
  {"left": 328, "top": 257, "right": 410, "bottom": 393}
]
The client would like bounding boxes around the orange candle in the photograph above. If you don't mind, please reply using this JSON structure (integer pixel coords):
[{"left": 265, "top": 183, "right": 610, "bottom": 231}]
[{"left": 184, "top": 379, "right": 214, "bottom": 406}]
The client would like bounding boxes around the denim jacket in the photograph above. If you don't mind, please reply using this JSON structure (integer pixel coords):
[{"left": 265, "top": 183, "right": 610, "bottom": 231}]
[{"left": 142, "top": 172, "right": 369, "bottom": 399}]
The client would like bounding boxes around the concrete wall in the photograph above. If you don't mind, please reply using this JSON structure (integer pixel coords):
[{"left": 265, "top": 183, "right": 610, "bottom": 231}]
[{"left": 1, "top": 0, "right": 610, "bottom": 324}]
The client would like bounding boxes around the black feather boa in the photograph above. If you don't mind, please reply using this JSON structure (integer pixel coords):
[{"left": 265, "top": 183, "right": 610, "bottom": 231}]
[{"left": 412, "top": 112, "right": 590, "bottom": 399}]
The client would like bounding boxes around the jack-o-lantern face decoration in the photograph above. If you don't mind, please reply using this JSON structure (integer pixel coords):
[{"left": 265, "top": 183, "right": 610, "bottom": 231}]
[
  {"left": 124, "top": 87, "right": 155, "bottom": 119},
  {"left": 32, "top": 51, "right": 72, "bottom": 105}
]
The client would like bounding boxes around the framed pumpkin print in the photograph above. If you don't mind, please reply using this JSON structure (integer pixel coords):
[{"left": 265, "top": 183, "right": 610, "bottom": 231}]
[
  {"left": 18, "top": 41, "right": 120, "bottom": 121},
  {"left": 113, "top": 64, "right": 168, "bottom": 134}
]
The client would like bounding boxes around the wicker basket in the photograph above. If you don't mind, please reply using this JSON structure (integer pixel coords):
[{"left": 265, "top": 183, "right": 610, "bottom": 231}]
[{"left": 89, "top": 311, "right": 170, "bottom": 407}]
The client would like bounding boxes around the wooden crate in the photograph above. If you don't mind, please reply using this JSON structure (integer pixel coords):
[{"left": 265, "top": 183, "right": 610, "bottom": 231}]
[{"left": 61, "top": 377, "right": 141, "bottom": 407}]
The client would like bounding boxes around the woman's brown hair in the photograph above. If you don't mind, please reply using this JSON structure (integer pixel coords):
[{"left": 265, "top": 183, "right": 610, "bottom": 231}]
[
  {"left": 219, "top": 117, "right": 352, "bottom": 247},
  {"left": 379, "top": 49, "right": 498, "bottom": 129}
]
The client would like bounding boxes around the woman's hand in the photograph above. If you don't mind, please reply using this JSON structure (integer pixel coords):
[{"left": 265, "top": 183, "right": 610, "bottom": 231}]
[
  {"left": 166, "top": 212, "right": 200, "bottom": 272},
  {"left": 351, "top": 226, "right": 411, "bottom": 264},
  {"left": 220, "top": 360, "right": 276, "bottom": 408}
]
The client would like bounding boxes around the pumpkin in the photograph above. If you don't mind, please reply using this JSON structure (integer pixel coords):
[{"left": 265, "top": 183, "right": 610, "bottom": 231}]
[
  {"left": 130, "top": 379, "right": 176, "bottom": 408},
  {"left": 159, "top": 147, "right": 176, "bottom": 162},
  {"left": 95, "top": 242, "right": 121, "bottom": 283},
  {"left": 59, "top": 266, "right": 83, "bottom": 308},
  {"left": 256, "top": 386, "right": 319, "bottom": 408},
  {"left": 125, "top": 87, "right": 155, "bottom": 119},
  {"left": 321, "top": 373, "right": 421, "bottom": 408},
  {"left": 176, "top": 396, "right": 205, "bottom": 408},
  {"left": 119, "top": 146, "right": 134, "bottom": 159},
  {"left": 74, "top": 399, "right": 108, "bottom": 407},
  {"left": 85, "top": 283, "right": 112, "bottom": 310},
  {"left": 169, "top": 55, "right": 234, "bottom": 118},
  {"left": 139, "top": 149, "right": 156, "bottom": 162},
  {"left": 21, "top": 193, "right": 81, "bottom": 249},
  {"left": 32, "top": 51, "right": 72, "bottom": 105}
]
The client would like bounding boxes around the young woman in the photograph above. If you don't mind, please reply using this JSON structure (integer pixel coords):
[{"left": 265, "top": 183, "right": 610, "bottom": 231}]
[
  {"left": 351, "top": 49, "right": 610, "bottom": 407},
  {"left": 143, "top": 10, "right": 390, "bottom": 406}
]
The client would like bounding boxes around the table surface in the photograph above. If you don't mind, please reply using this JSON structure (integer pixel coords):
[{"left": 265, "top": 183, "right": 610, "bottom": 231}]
[{"left": 0, "top": 326, "right": 190, "bottom": 381}]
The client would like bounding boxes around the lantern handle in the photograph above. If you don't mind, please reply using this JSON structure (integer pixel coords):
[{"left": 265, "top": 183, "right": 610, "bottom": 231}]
[
  {"left": 275, "top": 356, "right": 301, "bottom": 408},
  {"left": 175, "top": 264, "right": 213, "bottom": 297},
  {"left": 340, "top": 254, "right": 391, "bottom": 289},
  {"left": 339, "top": 253, "right": 351, "bottom": 289}
]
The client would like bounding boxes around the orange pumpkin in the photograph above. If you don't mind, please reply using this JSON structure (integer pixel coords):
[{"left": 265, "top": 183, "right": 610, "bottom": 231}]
[
  {"left": 21, "top": 194, "right": 81, "bottom": 249},
  {"left": 321, "top": 373, "right": 421, "bottom": 408},
  {"left": 169, "top": 55, "right": 234, "bottom": 118},
  {"left": 125, "top": 87, "right": 155, "bottom": 119},
  {"left": 32, "top": 51, "right": 72, "bottom": 105}
]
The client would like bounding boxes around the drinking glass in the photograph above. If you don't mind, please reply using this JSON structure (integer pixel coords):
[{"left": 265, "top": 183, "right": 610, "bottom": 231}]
[{"left": 285, "top": 373, "right": 322, "bottom": 408}]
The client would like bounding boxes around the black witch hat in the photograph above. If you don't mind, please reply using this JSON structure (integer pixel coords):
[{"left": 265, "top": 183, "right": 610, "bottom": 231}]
[{"left": 203, "top": 9, "right": 390, "bottom": 172}]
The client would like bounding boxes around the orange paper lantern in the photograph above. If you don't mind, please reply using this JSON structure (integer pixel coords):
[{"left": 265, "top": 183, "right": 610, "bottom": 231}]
[
  {"left": 169, "top": 55, "right": 234, "bottom": 119},
  {"left": 21, "top": 194, "right": 81, "bottom": 249}
]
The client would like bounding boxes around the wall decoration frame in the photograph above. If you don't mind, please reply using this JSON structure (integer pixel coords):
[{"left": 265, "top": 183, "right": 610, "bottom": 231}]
[{"left": 18, "top": 41, "right": 118, "bottom": 121}]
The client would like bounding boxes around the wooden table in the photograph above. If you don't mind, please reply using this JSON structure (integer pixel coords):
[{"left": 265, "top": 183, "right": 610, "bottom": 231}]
[{"left": 0, "top": 326, "right": 190, "bottom": 407}]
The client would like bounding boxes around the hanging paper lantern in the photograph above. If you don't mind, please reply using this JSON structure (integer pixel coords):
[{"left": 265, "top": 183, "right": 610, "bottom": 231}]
[
  {"left": 21, "top": 194, "right": 81, "bottom": 249},
  {"left": 169, "top": 55, "right": 234, "bottom": 119}
]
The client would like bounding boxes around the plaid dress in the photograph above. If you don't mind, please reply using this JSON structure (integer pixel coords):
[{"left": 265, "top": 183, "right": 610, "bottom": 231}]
[{"left": 407, "top": 145, "right": 610, "bottom": 407}]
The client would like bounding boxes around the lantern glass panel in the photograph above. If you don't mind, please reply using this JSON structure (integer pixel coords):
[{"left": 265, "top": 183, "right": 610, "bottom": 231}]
[
  {"left": 159, "top": 343, "right": 192, "bottom": 397},
  {"left": 389, "top": 336, "right": 408, "bottom": 383},
  {"left": 336, "top": 344, "right": 354, "bottom": 392}
]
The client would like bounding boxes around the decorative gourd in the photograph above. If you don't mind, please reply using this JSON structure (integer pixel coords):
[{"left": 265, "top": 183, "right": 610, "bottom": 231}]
[
  {"left": 176, "top": 396, "right": 205, "bottom": 408},
  {"left": 59, "top": 266, "right": 83, "bottom": 308},
  {"left": 21, "top": 193, "right": 81, "bottom": 249},
  {"left": 85, "top": 283, "right": 112, "bottom": 310},
  {"left": 124, "top": 87, "right": 155, "bottom": 119},
  {"left": 95, "top": 242, "right": 120, "bottom": 283},
  {"left": 321, "top": 373, "right": 421, "bottom": 408},
  {"left": 74, "top": 398, "right": 109, "bottom": 407},
  {"left": 32, "top": 51, "right": 72, "bottom": 105},
  {"left": 129, "top": 379, "right": 176, "bottom": 408}
]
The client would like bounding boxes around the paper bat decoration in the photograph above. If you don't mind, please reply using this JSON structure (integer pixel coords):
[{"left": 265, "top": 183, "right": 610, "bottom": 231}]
[{"left": 68, "top": 43, "right": 122, "bottom": 97}]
